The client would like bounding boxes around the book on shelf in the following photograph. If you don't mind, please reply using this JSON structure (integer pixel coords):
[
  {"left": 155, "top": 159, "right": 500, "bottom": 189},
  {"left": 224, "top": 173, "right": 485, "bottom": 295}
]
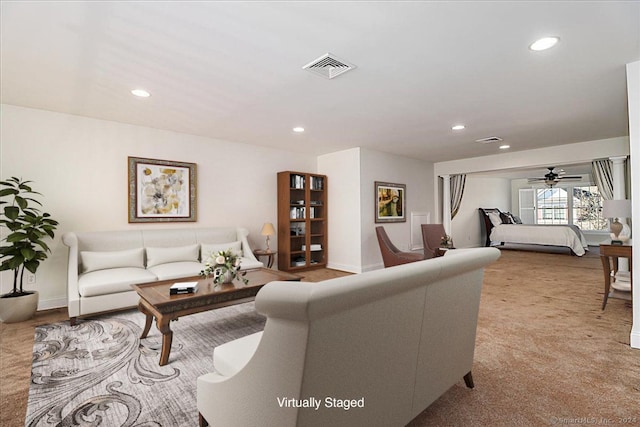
[
  {"left": 290, "top": 174, "right": 305, "bottom": 189},
  {"left": 169, "top": 281, "right": 199, "bottom": 295},
  {"left": 309, "top": 176, "right": 324, "bottom": 190}
]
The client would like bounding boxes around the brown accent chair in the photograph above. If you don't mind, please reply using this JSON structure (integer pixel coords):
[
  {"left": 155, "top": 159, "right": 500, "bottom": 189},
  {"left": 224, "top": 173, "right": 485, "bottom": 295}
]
[
  {"left": 375, "top": 226, "right": 424, "bottom": 268},
  {"left": 421, "top": 223, "right": 447, "bottom": 259}
]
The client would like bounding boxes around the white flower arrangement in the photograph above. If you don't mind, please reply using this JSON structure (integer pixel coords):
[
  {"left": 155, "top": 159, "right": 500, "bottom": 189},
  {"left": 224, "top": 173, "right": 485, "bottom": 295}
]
[{"left": 200, "top": 248, "right": 248, "bottom": 285}]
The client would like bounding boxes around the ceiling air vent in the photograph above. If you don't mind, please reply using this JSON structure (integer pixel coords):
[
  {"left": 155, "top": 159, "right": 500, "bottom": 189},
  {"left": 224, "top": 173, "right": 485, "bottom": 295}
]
[
  {"left": 303, "top": 53, "right": 356, "bottom": 79},
  {"left": 475, "top": 136, "right": 503, "bottom": 144}
]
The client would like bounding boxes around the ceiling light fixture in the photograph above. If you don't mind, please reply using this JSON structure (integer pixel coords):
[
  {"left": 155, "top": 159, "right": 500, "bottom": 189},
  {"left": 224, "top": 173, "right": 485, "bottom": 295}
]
[
  {"left": 529, "top": 36, "right": 560, "bottom": 51},
  {"left": 293, "top": 127, "right": 305, "bottom": 133},
  {"left": 131, "top": 89, "right": 151, "bottom": 98},
  {"left": 499, "top": 144, "right": 510, "bottom": 150},
  {"left": 451, "top": 124, "right": 465, "bottom": 131}
]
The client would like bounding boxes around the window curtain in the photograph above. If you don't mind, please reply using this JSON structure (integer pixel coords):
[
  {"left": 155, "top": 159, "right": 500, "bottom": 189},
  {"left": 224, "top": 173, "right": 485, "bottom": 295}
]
[
  {"left": 450, "top": 174, "right": 466, "bottom": 219},
  {"left": 591, "top": 159, "right": 614, "bottom": 200}
]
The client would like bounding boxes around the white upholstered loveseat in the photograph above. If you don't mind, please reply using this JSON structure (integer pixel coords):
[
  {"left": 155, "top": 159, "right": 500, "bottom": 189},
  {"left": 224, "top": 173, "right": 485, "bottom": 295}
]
[
  {"left": 62, "top": 227, "right": 263, "bottom": 324},
  {"left": 197, "top": 247, "right": 500, "bottom": 427}
]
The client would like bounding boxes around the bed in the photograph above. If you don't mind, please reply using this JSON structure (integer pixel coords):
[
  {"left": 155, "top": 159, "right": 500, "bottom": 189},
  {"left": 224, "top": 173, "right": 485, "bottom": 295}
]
[{"left": 479, "top": 208, "right": 588, "bottom": 256}]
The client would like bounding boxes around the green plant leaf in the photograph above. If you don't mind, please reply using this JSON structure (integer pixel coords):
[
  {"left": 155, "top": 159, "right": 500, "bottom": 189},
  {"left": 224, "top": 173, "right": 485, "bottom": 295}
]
[
  {"left": 20, "top": 248, "right": 36, "bottom": 260},
  {"left": 0, "top": 188, "right": 19, "bottom": 197},
  {"left": 4, "top": 206, "right": 19, "bottom": 220},
  {"left": 15, "top": 196, "right": 28, "bottom": 210},
  {"left": 24, "top": 259, "right": 40, "bottom": 273},
  {"left": 7, "top": 232, "right": 28, "bottom": 242}
]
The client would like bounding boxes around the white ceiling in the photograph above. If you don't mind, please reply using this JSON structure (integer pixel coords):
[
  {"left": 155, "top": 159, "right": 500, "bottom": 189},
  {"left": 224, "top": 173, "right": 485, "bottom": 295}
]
[{"left": 1, "top": 1, "right": 638, "bottom": 163}]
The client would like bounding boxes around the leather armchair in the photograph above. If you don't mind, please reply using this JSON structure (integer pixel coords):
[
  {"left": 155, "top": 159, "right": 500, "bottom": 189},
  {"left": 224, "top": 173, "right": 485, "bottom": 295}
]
[
  {"left": 421, "top": 223, "right": 447, "bottom": 259},
  {"left": 375, "top": 226, "right": 424, "bottom": 268}
]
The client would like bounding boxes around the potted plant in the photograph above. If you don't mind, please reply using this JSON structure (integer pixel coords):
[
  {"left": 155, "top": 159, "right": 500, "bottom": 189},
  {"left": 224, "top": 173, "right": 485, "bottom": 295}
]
[{"left": 0, "top": 177, "right": 58, "bottom": 323}]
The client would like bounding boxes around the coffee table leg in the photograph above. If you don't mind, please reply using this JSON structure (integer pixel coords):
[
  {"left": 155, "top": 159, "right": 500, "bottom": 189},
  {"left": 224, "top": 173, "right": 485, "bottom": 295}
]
[
  {"left": 139, "top": 301, "right": 153, "bottom": 339},
  {"left": 157, "top": 316, "right": 173, "bottom": 366}
]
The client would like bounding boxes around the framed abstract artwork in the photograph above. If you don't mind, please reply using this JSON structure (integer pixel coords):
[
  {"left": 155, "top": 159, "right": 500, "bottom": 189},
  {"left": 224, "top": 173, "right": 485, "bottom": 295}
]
[
  {"left": 128, "top": 157, "right": 197, "bottom": 223},
  {"left": 375, "top": 181, "right": 406, "bottom": 223}
]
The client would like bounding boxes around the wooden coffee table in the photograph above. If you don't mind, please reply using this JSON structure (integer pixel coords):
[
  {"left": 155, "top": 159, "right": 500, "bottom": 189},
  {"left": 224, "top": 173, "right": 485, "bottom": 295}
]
[{"left": 131, "top": 267, "right": 301, "bottom": 365}]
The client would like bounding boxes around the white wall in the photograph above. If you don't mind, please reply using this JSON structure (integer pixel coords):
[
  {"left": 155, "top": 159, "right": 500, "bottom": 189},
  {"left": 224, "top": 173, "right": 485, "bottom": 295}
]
[
  {"left": 451, "top": 176, "right": 511, "bottom": 248},
  {"left": 0, "top": 105, "right": 316, "bottom": 309},
  {"left": 626, "top": 60, "right": 640, "bottom": 349},
  {"left": 434, "top": 137, "right": 630, "bottom": 177},
  {"left": 360, "top": 148, "right": 434, "bottom": 271},
  {"left": 317, "top": 148, "right": 362, "bottom": 273}
]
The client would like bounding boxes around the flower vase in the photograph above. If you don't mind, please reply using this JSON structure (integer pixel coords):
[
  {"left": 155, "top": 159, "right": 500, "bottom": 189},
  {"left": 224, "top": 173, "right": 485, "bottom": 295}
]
[{"left": 216, "top": 268, "right": 234, "bottom": 284}]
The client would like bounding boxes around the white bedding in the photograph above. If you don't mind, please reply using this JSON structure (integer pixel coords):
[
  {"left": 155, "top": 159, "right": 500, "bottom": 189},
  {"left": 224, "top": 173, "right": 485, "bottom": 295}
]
[{"left": 489, "top": 224, "right": 588, "bottom": 256}]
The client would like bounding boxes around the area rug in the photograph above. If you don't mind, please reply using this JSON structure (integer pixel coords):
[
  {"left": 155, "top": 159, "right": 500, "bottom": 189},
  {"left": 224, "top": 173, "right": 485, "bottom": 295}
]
[{"left": 25, "top": 303, "right": 265, "bottom": 426}]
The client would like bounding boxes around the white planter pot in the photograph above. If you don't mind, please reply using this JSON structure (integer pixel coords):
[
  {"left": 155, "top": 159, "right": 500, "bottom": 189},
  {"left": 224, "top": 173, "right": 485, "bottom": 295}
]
[{"left": 0, "top": 291, "right": 39, "bottom": 323}]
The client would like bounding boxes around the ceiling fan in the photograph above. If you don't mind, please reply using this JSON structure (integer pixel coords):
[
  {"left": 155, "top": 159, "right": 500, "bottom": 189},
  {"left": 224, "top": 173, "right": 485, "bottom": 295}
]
[{"left": 527, "top": 167, "right": 583, "bottom": 187}]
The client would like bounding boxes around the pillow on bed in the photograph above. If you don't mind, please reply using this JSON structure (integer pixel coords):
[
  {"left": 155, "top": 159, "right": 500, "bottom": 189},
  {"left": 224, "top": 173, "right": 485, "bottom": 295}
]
[
  {"left": 500, "top": 212, "right": 513, "bottom": 224},
  {"left": 487, "top": 212, "right": 503, "bottom": 227},
  {"left": 511, "top": 214, "right": 523, "bottom": 224}
]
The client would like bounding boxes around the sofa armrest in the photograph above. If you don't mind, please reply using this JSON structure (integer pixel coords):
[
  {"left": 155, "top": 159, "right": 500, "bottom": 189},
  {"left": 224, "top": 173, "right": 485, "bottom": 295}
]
[
  {"left": 61, "top": 232, "right": 81, "bottom": 319},
  {"left": 236, "top": 227, "right": 261, "bottom": 264}
]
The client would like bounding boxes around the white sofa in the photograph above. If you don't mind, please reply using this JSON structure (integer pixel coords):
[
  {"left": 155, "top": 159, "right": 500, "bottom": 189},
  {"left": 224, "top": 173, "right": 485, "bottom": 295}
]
[
  {"left": 197, "top": 247, "right": 500, "bottom": 427},
  {"left": 62, "top": 227, "right": 263, "bottom": 324}
]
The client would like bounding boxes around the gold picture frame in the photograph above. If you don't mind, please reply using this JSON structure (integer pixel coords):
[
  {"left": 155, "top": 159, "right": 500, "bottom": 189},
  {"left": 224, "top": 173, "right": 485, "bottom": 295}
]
[
  {"left": 128, "top": 157, "right": 197, "bottom": 223},
  {"left": 375, "top": 181, "right": 406, "bottom": 223}
]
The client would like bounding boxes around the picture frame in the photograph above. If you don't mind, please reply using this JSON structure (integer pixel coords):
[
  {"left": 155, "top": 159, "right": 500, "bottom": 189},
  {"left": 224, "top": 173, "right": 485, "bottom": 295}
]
[
  {"left": 128, "top": 157, "right": 197, "bottom": 223},
  {"left": 375, "top": 181, "right": 406, "bottom": 223}
]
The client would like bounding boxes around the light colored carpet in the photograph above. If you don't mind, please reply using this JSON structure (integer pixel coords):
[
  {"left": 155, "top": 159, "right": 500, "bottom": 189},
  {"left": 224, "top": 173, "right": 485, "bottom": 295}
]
[
  {"left": 25, "top": 303, "right": 265, "bottom": 426},
  {"left": 20, "top": 251, "right": 640, "bottom": 426}
]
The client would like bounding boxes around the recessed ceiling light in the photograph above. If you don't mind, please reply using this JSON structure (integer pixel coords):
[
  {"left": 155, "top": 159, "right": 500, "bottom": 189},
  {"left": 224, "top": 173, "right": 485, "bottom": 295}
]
[
  {"left": 451, "top": 124, "right": 465, "bottom": 131},
  {"left": 131, "top": 89, "right": 151, "bottom": 98},
  {"left": 499, "top": 144, "right": 510, "bottom": 150},
  {"left": 529, "top": 37, "right": 559, "bottom": 51},
  {"left": 293, "top": 127, "right": 305, "bottom": 133}
]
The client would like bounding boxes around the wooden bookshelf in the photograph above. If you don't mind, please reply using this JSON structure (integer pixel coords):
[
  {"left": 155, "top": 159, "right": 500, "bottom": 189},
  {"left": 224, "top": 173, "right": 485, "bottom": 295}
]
[{"left": 277, "top": 171, "right": 327, "bottom": 271}]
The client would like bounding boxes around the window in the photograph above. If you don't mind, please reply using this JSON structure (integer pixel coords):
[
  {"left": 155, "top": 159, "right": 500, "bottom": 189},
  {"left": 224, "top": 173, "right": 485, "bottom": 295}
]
[
  {"left": 572, "top": 186, "right": 607, "bottom": 231},
  {"left": 536, "top": 188, "right": 568, "bottom": 225},
  {"left": 530, "top": 185, "right": 607, "bottom": 231}
]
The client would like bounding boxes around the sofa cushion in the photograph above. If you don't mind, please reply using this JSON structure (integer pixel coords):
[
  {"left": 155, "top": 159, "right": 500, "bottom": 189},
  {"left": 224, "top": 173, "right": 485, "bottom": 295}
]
[
  {"left": 78, "top": 267, "right": 158, "bottom": 297},
  {"left": 146, "top": 244, "right": 200, "bottom": 267},
  {"left": 147, "top": 261, "right": 204, "bottom": 281},
  {"left": 238, "top": 257, "right": 263, "bottom": 271},
  {"left": 214, "top": 331, "right": 263, "bottom": 376},
  {"left": 80, "top": 248, "right": 145, "bottom": 273},
  {"left": 201, "top": 241, "right": 242, "bottom": 260}
]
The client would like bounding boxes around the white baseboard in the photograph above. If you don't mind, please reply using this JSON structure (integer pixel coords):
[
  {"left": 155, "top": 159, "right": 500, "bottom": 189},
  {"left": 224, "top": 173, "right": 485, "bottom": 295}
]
[
  {"left": 37, "top": 297, "right": 67, "bottom": 311},
  {"left": 325, "top": 262, "right": 361, "bottom": 274},
  {"left": 631, "top": 329, "right": 640, "bottom": 349},
  {"left": 360, "top": 262, "right": 383, "bottom": 272}
]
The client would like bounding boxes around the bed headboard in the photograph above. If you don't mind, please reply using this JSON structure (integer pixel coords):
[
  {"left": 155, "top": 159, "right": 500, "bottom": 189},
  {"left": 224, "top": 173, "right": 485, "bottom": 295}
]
[{"left": 479, "top": 208, "right": 502, "bottom": 247}]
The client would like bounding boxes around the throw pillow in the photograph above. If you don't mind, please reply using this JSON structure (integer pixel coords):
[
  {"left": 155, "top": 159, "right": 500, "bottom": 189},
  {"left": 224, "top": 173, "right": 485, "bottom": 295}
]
[
  {"left": 81, "top": 248, "right": 145, "bottom": 273},
  {"left": 511, "top": 214, "right": 523, "bottom": 224},
  {"left": 201, "top": 241, "right": 243, "bottom": 260},
  {"left": 146, "top": 244, "right": 200, "bottom": 267},
  {"left": 499, "top": 212, "right": 513, "bottom": 224},
  {"left": 487, "top": 211, "right": 503, "bottom": 227}
]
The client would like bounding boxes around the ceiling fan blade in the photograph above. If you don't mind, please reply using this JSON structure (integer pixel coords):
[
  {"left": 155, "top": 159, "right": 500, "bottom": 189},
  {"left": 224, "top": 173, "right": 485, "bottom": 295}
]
[{"left": 557, "top": 175, "right": 583, "bottom": 180}]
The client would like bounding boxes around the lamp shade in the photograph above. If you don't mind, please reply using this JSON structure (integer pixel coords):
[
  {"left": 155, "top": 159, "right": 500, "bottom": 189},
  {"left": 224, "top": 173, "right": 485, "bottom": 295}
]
[
  {"left": 602, "top": 199, "right": 631, "bottom": 219},
  {"left": 261, "top": 222, "right": 276, "bottom": 236}
]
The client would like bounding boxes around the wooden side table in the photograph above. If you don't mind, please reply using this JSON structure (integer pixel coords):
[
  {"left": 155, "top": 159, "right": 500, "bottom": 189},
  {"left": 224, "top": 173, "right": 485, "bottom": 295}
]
[
  {"left": 599, "top": 241, "right": 633, "bottom": 310},
  {"left": 253, "top": 249, "right": 277, "bottom": 268}
]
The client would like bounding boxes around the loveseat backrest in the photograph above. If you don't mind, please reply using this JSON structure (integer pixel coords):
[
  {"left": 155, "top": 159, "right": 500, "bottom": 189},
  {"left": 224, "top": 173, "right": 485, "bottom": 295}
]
[{"left": 248, "top": 247, "right": 500, "bottom": 426}]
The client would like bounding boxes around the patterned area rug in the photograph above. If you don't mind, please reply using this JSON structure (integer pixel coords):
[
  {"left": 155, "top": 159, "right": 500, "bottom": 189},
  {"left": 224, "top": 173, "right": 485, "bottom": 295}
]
[{"left": 26, "top": 303, "right": 265, "bottom": 426}]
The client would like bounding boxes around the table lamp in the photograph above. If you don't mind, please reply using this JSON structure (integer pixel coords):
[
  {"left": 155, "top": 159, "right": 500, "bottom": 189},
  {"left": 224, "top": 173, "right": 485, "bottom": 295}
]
[
  {"left": 602, "top": 199, "right": 631, "bottom": 244},
  {"left": 261, "top": 222, "right": 276, "bottom": 251}
]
